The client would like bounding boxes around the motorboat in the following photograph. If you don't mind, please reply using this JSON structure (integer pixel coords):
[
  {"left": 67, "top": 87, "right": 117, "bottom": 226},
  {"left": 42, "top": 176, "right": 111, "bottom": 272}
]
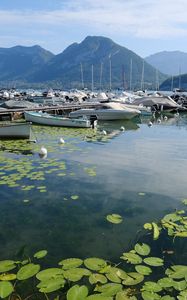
[
  {"left": 132, "top": 95, "right": 186, "bottom": 112},
  {"left": 24, "top": 111, "right": 94, "bottom": 128},
  {"left": 0, "top": 122, "right": 31, "bottom": 139},
  {"left": 69, "top": 102, "right": 141, "bottom": 120}
]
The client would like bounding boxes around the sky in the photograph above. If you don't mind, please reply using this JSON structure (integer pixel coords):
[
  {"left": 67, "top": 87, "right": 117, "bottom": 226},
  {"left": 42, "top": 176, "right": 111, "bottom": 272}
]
[{"left": 1, "top": 0, "right": 187, "bottom": 57}]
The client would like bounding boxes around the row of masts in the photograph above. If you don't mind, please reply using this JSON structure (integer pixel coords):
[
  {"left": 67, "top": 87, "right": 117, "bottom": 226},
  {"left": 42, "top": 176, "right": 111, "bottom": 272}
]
[{"left": 80, "top": 59, "right": 160, "bottom": 91}]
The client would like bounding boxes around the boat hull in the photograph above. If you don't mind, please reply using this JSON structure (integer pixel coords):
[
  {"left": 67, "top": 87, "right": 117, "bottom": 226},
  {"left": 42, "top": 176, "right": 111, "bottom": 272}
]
[
  {"left": 24, "top": 111, "right": 91, "bottom": 128},
  {"left": 69, "top": 109, "right": 140, "bottom": 120},
  {"left": 0, "top": 122, "right": 31, "bottom": 138}
]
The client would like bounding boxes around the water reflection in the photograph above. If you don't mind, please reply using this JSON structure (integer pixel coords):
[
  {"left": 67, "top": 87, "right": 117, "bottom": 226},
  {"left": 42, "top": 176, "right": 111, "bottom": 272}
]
[{"left": 0, "top": 117, "right": 186, "bottom": 265}]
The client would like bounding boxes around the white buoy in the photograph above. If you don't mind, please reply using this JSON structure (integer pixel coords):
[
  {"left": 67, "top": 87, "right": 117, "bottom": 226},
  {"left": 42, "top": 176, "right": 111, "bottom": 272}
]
[
  {"left": 164, "top": 116, "right": 168, "bottom": 121},
  {"left": 59, "top": 137, "right": 65, "bottom": 144},
  {"left": 174, "top": 112, "right": 180, "bottom": 117},
  {"left": 120, "top": 126, "right": 125, "bottom": 131},
  {"left": 39, "top": 146, "right": 47, "bottom": 157},
  {"left": 148, "top": 121, "right": 153, "bottom": 127},
  {"left": 157, "top": 118, "right": 161, "bottom": 123},
  {"left": 102, "top": 130, "right": 107, "bottom": 135}
]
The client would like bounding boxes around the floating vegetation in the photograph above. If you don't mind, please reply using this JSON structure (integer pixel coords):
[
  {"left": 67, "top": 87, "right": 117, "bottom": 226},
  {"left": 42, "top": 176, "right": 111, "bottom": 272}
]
[
  {"left": 106, "top": 214, "right": 123, "bottom": 224},
  {"left": 0, "top": 206, "right": 185, "bottom": 299}
]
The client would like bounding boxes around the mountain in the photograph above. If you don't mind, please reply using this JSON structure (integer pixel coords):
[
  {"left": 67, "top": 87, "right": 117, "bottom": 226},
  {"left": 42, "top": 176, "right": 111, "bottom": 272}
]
[
  {"left": 145, "top": 51, "right": 187, "bottom": 76},
  {"left": 0, "top": 45, "right": 54, "bottom": 81},
  {"left": 159, "top": 73, "right": 187, "bottom": 91},
  {"left": 29, "top": 36, "right": 167, "bottom": 89},
  {"left": 0, "top": 36, "right": 167, "bottom": 89}
]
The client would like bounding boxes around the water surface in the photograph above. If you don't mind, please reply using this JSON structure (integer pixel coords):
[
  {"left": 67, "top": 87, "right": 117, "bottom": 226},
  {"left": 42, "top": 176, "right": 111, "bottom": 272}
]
[{"left": 0, "top": 114, "right": 187, "bottom": 264}]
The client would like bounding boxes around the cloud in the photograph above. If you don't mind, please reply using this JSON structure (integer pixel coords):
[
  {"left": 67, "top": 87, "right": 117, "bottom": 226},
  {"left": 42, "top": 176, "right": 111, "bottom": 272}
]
[{"left": 0, "top": 0, "right": 187, "bottom": 53}]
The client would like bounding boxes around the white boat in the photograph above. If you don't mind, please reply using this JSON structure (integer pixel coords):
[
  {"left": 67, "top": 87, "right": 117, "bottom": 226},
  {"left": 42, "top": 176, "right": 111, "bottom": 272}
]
[
  {"left": 0, "top": 122, "right": 31, "bottom": 138},
  {"left": 24, "top": 111, "right": 93, "bottom": 128},
  {"left": 69, "top": 102, "right": 141, "bottom": 120}
]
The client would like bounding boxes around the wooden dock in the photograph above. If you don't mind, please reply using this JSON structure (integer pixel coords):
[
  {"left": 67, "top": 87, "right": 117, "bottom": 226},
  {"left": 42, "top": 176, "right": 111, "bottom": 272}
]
[{"left": 0, "top": 102, "right": 101, "bottom": 121}]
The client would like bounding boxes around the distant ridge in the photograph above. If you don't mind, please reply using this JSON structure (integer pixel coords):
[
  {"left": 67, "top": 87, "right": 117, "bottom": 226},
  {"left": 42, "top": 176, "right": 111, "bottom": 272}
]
[
  {"left": 0, "top": 36, "right": 167, "bottom": 89},
  {"left": 145, "top": 51, "right": 187, "bottom": 76}
]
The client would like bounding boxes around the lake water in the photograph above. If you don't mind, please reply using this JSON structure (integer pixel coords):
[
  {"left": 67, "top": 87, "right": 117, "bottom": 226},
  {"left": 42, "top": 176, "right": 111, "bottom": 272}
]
[{"left": 0, "top": 113, "right": 187, "bottom": 265}]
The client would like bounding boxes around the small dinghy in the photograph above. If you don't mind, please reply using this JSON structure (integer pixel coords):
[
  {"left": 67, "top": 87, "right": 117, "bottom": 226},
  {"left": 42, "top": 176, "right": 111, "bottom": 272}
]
[
  {"left": 24, "top": 111, "right": 93, "bottom": 128},
  {"left": 0, "top": 122, "right": 31, "bottom": 139}
]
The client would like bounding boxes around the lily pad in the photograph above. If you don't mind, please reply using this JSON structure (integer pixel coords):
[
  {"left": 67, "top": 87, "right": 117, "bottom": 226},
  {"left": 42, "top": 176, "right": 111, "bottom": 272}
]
[
  {"left": 143, "top": 257, "right": 164, "bottom": 267},
  {"left": 134, "top": 243, "right": 151, "bottom": 256},
  {"left": 17, "top": 263, "right": 40, "bottom": 280},
  {"left": 106, "top": 214, "right": 123, "bottom": 224},
  {"left": 67, "top": 284, "right": 88, "bottom": 300},
  {"left": 0, "top": 281, "right": 14, "bottom": 298},
  {"left": 94, "top": 283, "right": 123, "bottom": 296},
  {"left": 34, "top": 250, "right": 48, "bottom": 259},
  {"left": 121, "top": 253, "right": 142, "bottom": 265},
  {"left": 36, "top": 268, "right": 64, "bottom": 281},
  {"left": 135, "top": 265, "right": 152, "bottom": 276},
  {"left": 122, "top": 272, "right": 144, "bottom": 286},
  {"left": 0, "top": 260, "right": 16, "bottom": 273},
  {"left": 59, "top": 258, "right": 83, "bottom": 269},
  {"left": 37, "top": 277, "right": 65, "bottom": 293},
  {"left": 89, "top": 273, "right": 108, "bottom": 284},
  {"left": 84, "top": 258, "right": 107, "bottom": 271}
]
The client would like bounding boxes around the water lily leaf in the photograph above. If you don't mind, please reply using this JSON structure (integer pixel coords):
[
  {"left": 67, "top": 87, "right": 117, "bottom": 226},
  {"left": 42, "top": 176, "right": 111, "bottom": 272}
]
[
  {"left": 67, "top": 285, "right": 88, "bottom": 300},
  {"left": 173, "top": 280, "right": 187, "bottom": 291},
  {"left": 142, "top": 281, "right": 162, "bottom": 293},
  {"left": 121, "top": 253, "right": 142, "bottom": 264},
  {"left": 86, "top": 295, "right": 113, "bottom": 300},
  {"left": 106, "top": 214, "right": 123, "bottom": 224},
  {"left": 95, "top": 283, "right": 122, "bottom": 296},
  {"left": 167, "top": 265, "right": 187, "bottom": 279},
  {"left": 0, "top": 281, "right": 14, "bottom": 298},
  {"left": 84, "top": 258, "right": 107, "bottom": 271},
  {"left": 158, "top": 277, "right": 174, "bottom": 288},
  {"left": 122, "top": 272, "right": 144, "bottom": 286},
  {"left": 161, "top": 296, "right": 175, "bottom": 300},
  {"left": 182, "top": 199, "right": 187, "bottom": 205},
  {"left": 59, "top": 258, "right": 83, "bottom": 269},
  {"left": 135, "top": 265, "right": 152, "bottom": 276},
  {"left": 71, "top": 195, "right": 79, "bottom": 200},
  {"left": 63, "top": 268, "right": 91, "bottom": 282},
  {"left": 177, "top": 290, "right": 187, "bottom": 300},
  {"left": 89, "top": 274, "right": 107, "bottom": 284},
  {"left": 162, "top": 213, "right": 182, "bottom": 223},
  {"left": 17, "top": 263, "right": 40, "bottom": 280},
  {"left": 143, "top": 257, "right": 164, "bottom": 267},
  {"left": 34, "top": 250, "right": 48, "bottom": 259},
  {"left": 144, "top": 223, "right": 152, "bottom": 230},
  {"left": 141, "top": 291, "right": 161, "bottom": 300},
  {"left": 37, "top": 277, "right": 65, "bottom": 293},
  {"left": 36, "top": 268, "right": 64, "bottom": 281},
  {"left": 152, "top": 222, "right": 160, "bottom": 240},
  {"left": 134, "top": 243, "right": 151, "bottom": 256},
  {"left": 116, "top": 291, "right": 137, "bottom": 299},
  {"left": 0, "top": 274, "right": 16, "bottom": 281},
  {"left": 0, "top": 260, "right": 16, "bottom": 273}
]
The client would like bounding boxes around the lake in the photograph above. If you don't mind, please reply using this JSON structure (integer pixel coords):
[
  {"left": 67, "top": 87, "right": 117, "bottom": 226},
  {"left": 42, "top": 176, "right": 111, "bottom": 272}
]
[{"left": 0, "top": 113, "right": 187, "bottom": 265}]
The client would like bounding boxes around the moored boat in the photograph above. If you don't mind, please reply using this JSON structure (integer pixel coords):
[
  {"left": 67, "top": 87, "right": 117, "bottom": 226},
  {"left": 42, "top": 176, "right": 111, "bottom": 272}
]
[
  {"left": 69, "top": 102, "right": 141, "bottom": 120},
  {"left": 24, "top": 111, "right": 93, "bottom": 128},
  {"left": 0, "top": 122, "right": 31, "bottom": 139}
]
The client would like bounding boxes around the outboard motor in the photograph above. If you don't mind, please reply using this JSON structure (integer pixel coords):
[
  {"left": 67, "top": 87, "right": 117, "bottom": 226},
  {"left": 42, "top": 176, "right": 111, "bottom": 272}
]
[{"left": 90, "top": 115, "right": 97, "bottom": 129}]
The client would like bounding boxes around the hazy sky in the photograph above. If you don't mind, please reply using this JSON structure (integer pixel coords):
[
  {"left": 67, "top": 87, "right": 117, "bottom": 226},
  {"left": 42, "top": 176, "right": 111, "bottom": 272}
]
[{"left": 1, "top": 0, "right": 187, "bottom": 57}]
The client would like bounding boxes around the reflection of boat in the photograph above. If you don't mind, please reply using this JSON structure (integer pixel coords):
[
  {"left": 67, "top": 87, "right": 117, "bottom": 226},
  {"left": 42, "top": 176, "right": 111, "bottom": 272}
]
[
  {"left": 69, "top": 102, "right": 141, "bottom": 120},
  {"left": 24, "top": 111, "right": 92, "bottom": 128},
  {"left": 0, "top": 122, "right": 31, "bottom": 139}
]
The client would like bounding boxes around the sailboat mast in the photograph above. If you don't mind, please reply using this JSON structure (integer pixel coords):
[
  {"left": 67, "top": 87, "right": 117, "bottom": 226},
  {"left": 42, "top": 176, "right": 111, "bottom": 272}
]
[
  {"left": 129, "top": 59, "right": 132, "bottom": 91},
  {"left": 80, "top": 63, "right": 84, "bottom": 89},
  {"left": 91, "top": 64, "right": 94, "bottom": 92},
  {"left": 100, "top": 62, "right": 103, "bottom": 91},
  {"left": 140, "top": 60, "right": 144, "bottom": 91}
]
